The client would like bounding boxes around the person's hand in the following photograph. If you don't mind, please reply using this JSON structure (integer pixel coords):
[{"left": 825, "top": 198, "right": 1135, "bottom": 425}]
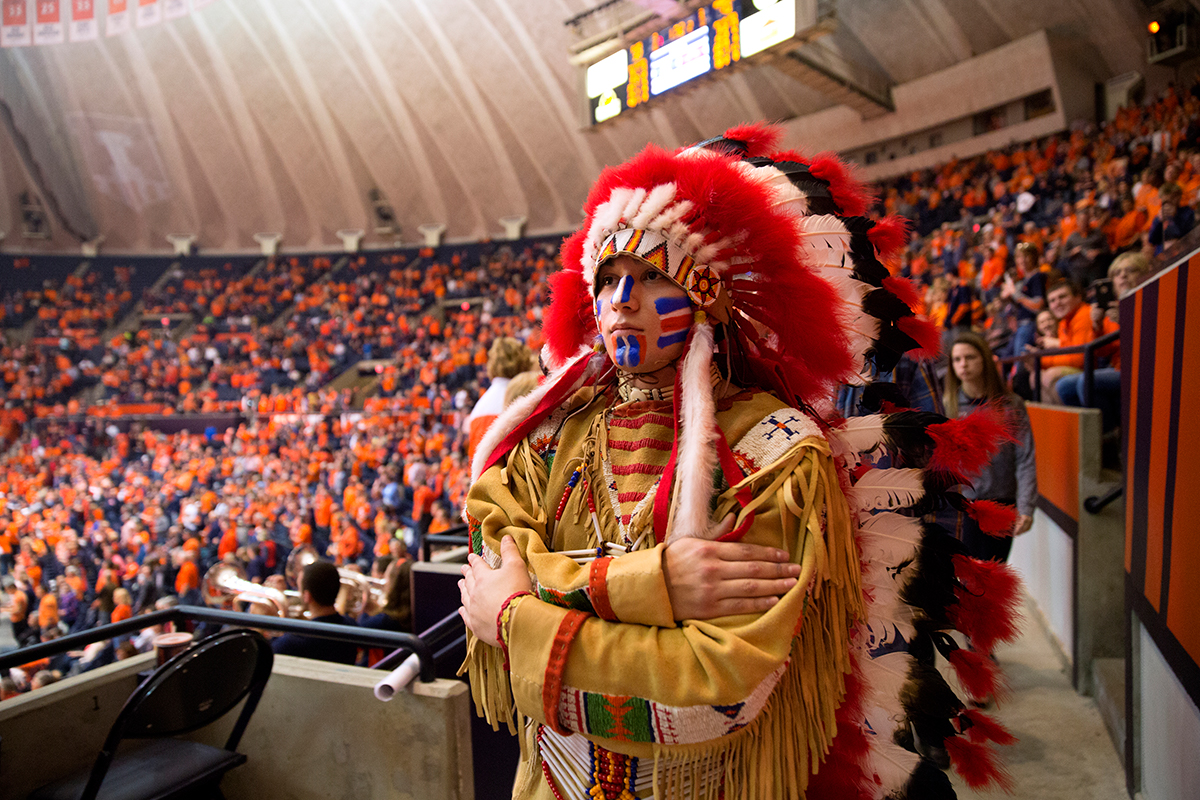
[
  {"left": 663, "top": 515, "right": 801, "bottom": 621},
  {"left": 1000, "top": 274, "right": 1016, "bottom": 299},
  {"left": 1015, "top": 514, "right": 1033, "bottom": 535},
  {"left": 1091, "top": 304, "right": 1105, "bottom": 329},
  {"left": 458, "top": 536, "right": 532, "bottom": 647}
]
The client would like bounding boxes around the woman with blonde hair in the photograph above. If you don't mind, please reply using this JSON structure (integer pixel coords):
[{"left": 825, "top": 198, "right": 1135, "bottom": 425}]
[{"left": 945, "top": 330, "right": 1037, "bottom": 563}]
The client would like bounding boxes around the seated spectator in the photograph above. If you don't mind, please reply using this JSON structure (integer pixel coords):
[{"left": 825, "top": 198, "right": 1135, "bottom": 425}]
[
  {"left": 1034, "top": 279, "right": 1098, "bottom": 403},
  {"left": 271, "top": 560, "right": 358, "bottom": 664},
  {"left": 1147, "top": 181, "right": 1196, "bottom": 254},
  {"left": 1057, "top": 252, "right": 1154, "bottom": 431}
]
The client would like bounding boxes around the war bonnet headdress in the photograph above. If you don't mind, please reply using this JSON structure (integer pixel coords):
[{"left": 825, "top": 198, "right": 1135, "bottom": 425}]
[{"left": 474, "top": 123, "right": 937, "bottom": 542}]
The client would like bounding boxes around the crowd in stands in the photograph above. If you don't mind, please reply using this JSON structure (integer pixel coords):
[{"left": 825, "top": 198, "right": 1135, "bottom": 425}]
[{"left": 3, "top": 83, "right": 1197, "bottom": 693}]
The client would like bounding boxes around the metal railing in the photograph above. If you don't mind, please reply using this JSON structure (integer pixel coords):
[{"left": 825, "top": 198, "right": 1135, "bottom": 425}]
[
  {"left": 1001, "top": 329, "right": 1119, "bottom": 405},
  {"left": 0, "top": 605, "right": 438, "bottom": 682}
]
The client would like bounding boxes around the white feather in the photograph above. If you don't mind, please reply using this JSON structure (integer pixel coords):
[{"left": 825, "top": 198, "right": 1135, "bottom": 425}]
[
  {"left": 848, "top": 468, "right": 925, "bottom": 511},
  {"left": 860, "top": 650, "right": 914, "bottom": 707},
  {"left": 621, "top": 187, "right": 648, "bottom": 223},
  {"left": 864, "top": 734, "right": 921, "bottom": 798},
  {"left": 831, "top": 414, "right": 890, "bottom": 457},
  {"left": 667, "top": 321, "right": 718, "bottom": 544},
  {"left": 648, "top": 199, "right": 694, "bottom": 236},
  {"left": 856, "top": 511, "right": 924, "bottom": 565},
  {"left": 631, "top": 183, "right": 677, "bottom": 229}
]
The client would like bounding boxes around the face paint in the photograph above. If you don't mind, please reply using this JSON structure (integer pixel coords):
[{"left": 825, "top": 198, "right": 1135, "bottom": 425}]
[
  {"left": 655, "top": 295, "right": 692, "bottom": 348},
  {"left": 610, "top": 275, "right": 633, "bottom": 308},
  {"left": 609, "top": 334, "right": 645, "bottom": 367}
]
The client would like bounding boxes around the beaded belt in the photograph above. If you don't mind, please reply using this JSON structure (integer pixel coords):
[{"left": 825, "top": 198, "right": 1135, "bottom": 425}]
[{"left": 537, "top": 725, "right": 722, "bottom": 800}]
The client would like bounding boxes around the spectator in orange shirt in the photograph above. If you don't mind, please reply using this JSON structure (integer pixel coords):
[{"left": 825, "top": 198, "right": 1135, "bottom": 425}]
[{"left": 1036, "top": 279, "right": 1098, "bottom": 402}]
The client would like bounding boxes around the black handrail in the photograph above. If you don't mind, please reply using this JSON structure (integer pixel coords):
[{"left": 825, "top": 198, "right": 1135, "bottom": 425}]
[
  {"left": 1000, "top": 329, "right": 1119, "bottom": 404},
  {"left": 372, "top": 609, "right": 464, "bottom": 672},
  {"left": 0, "top": 605, "right": 437, "bottom": 682}
]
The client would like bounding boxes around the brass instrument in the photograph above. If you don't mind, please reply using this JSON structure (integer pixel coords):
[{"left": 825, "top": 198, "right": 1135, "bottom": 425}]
[
  {"left": 202, "top": 562, "right": 291, "bottom": 618},
  {"left": 285, "top": 544, "right": 387, "bottom": 615}
]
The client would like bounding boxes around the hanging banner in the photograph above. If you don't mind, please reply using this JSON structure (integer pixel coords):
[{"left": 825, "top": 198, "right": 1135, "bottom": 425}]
[
  {"left": 33, "top": 0, "right": 64, "bottom": 45},
  {"left": 2, "top": 0, "right": 32, "bottom": 47},
  {"left": 135, "top": 0, "right": 159, "bottom": 27},
  {"left": 69, "top": 0, "right": 96, "bottom": 41},
  {"left": 105, "top": 0, "right": 128, "bottom": 36},
  {"left": 162, "top": 0, "right": 185, "bottom": 19}
]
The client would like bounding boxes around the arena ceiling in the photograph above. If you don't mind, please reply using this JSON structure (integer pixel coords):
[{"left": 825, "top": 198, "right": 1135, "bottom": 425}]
[{"left": 0, "top": 0, "right": 1151, "bottom": 255}]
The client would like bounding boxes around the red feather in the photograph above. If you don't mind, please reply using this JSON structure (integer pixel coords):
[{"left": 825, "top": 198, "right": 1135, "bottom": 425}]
[
  {"left": 808, "top": 153, "right": 872, "bottom": 217},
  {"left": 967, "top": 499, "right": 1019, "bottom": 537},
  {"left": 543, "top": 229, "right": 595, "bottom": 367},
  {"left": 962, "top": 708, "right": 1018, "bottom": 746},
  {"left": 896, "top": 315, "right": 941, "bottom": 361},
  {"left": 723, "top": 123, "right": 782, "bottom": 157},
  {"left": 881, "top": 275, "right": 923, "bottom": 313},
  {"left": 867, "top": 215, "right": 910, "bottom": 260},
  {"left": 946, "top": 735, "right": 1015, "bottom": 792},
  {"left": 948, "top": 647, "right": 1009, "bottom": 703},
  {"left": 950, "top": 555, "right": 1023, "bottom": 653},
  {"left": 927, "top": 406, "right": 1014, "bottom": 480}
]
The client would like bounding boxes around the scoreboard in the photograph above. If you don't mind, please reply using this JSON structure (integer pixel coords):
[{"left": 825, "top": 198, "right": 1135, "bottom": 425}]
[{"left": 585, "top": 0, "right": 812, "bottom": 125}]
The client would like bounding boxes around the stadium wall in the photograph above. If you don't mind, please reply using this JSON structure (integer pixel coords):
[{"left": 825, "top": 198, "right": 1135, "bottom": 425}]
[{"left": 785, "top": 29, "right": 1109, "bottom": 181}]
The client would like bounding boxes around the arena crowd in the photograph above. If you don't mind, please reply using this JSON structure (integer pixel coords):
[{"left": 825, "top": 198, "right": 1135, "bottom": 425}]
[{"left": 2, "top": 82, "right": 1193, "bottom": 696}]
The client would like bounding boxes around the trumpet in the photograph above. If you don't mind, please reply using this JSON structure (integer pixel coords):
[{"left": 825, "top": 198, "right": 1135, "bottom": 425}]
[
  {"left": 203, "top": 562, "right": 291, "bottom": 618},
  {"left": 285, "top": 544, "right": 388, "bottom": 615}
]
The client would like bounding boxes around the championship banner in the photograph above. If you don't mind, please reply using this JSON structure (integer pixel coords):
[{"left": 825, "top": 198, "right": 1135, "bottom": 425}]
[
  {"left": 69, "top": 0, "right": 96, "bottom": 41},
  {"left": 2, "top": 0, "right": 32, "bottom": 48},
  {"left": 33, "top": 0, "right": 64, "bottom": 45},
  {"left": 162, "top": 0, "right": 186, "bottom": 20},
  {"left": 135, "top": 0, "right": 159, "bottom": 28},
  {"left": 105, "top": 0, "right": 128, "bottom": 36}
]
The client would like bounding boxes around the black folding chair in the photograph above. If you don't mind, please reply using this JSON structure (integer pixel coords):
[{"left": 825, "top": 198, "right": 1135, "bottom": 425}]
[{"left": 30, "top": 629, "right": 273, "bottom": 800}]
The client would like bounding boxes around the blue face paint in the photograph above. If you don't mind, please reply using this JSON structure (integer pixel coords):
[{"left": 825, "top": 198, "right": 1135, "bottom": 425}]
[
  {"left": 595, "top": 297, "right": 604, "bottom": 319},
  {"left": 611, "top": 334, "right": 645, "bottom": 367},
  {"left": 610, "top": 275, "right": 633, "bottom": 307},
  {"left": 655, "top": 295, "right": 692, "bottom": 348}
]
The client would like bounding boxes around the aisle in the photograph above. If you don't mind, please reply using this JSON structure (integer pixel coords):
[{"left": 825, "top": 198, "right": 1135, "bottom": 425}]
[{"left": 951, "top": 596, "right": 1128, "bottom": 800}]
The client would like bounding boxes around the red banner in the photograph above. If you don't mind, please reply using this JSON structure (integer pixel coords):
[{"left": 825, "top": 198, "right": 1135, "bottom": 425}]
[
  {"left": 2, "top": 0, "right": 32, "bottom": 47},
  {"left": 3, "top": 0, "right": 27, "bottom": 24},
  {"left": 72, "top": 0, "right": 93, "bottom": 20},
  {"left": 36, "top": 0, "right": 60, "bottom": 24},
  {"left": 69, "top": 0, "right": 96, "bottom": 40}
]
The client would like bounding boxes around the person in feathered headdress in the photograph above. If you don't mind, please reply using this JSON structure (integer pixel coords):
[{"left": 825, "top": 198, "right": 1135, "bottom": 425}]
[{"left": 458, "top": 124, "right": 1020, "bottom": 800}]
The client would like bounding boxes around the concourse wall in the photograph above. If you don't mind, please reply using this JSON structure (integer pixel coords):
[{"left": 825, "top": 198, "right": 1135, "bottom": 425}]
[
  {"left": 1010, "top": 404, "right": 1124, "bottom": 693},
  {"left": 1121, "top": 251, "right": 1200, "bottom": 800}
]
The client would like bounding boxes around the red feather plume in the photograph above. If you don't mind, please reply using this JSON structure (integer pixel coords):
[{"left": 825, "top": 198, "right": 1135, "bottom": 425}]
[
  {"left": 882, "top": 275, "right": 924, "bottom": 313},
  {"left": 808, "top": 153, "right": 872, "bottom": 217},
  {"left": 896, "top": 316, "right": 941, "bottom": 362},
  {"left": 945, "top": 735, "right": 1015, "bottom": 792},
  {"left": 543, "top": 228, "right": 595, "bottom": 367},
  {"left": 967, "top": 499, "right": 1020, "bottom": 537},
  {"left": 927, "top": 406, "right": 1014, "bottom": 480},
  {"left": 867, "top": 215, "right": 910, "bottom": 260},
  {"left": 962, "top": 708, "right": 1018, "bottom": 746},
  {"left": 948, "top": 647, "right": 1009, "bottom": 703},
  {"left": 949, "top": 555, "right": 1023, "bottom": 653},
  {"left": 723, "top": 123, "right": 782, "bottom": 157}
]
